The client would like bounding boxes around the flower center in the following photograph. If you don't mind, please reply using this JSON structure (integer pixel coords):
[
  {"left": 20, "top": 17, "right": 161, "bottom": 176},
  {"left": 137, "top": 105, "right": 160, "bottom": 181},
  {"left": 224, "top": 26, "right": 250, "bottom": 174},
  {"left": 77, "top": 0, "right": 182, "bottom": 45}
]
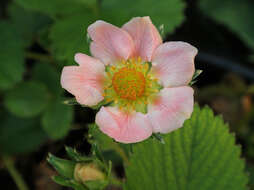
[
  {"left": 102, "top": 57, "right": 162, "bottom": 113},
  {"left": 112, "top": 67, "right": 146, "bottom": 100}
]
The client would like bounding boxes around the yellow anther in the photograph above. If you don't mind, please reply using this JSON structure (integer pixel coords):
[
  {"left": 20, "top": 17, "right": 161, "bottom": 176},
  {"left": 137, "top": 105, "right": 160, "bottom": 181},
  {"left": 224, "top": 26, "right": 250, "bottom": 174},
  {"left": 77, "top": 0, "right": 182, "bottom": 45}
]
[
  {"left": 112, "top": 67, "right": 146, "bottom": 100},
  {"left": 121, "top": 59, "right": 126, "bottom": 65},
  {"left": 138, "top": 56, "right": 142, "bottom": 63}
]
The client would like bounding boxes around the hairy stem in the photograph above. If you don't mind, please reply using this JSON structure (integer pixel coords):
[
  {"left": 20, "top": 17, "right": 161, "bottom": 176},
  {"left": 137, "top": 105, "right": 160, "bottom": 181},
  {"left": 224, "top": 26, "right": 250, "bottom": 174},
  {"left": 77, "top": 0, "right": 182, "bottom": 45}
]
[
  {"left": 110, "top": 176, "right": 123, "bottom": 187},
  {"left": 2, "top": 156, "right": 30, "bottom": 190},
  {"left": 112, "top": 143, "right": 130, "bottom": 165}
]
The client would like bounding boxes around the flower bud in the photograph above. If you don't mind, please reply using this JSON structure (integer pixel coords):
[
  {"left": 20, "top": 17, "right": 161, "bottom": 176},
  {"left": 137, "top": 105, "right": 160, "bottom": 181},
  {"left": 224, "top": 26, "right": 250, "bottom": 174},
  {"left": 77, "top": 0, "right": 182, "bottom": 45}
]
[
  {"left": 74, "top": 163, "right": 105, "bottom": 183},
  {"left": 47, "top": 153, "right": 75, "bottom": 178}
]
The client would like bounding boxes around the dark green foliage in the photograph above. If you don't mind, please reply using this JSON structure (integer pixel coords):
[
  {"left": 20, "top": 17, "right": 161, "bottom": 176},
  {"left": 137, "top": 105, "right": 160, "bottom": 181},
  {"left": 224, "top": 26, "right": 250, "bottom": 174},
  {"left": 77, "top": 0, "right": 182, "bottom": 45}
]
[
  {"left": 32, "top": 63, "right": 63, "bottom": 95},
  {"left": 0, "top": 21, "right": 25, "bottom": 90},
  {"left": 42, "top": 98, "right": 74, "bottom": 139},
  {"left": 49, "top": 12, "right": 95, "bottom": 66},
  {"left": 8, "top": 3, "right": 52, "bottom": 47},
  {"left": 124, "top": 106, "right": 248, "bottom": 190},
  {"left": 100, "top": 0, "right": 185, "bottom": 35},
  {"left": 4, "top": 81, "right": 50, "bottom": 118},
  {"left": 15, "top": 0, "right": 94, "bottom": 18},
  {"left": 0, "top": 114, "right": 47, "bottom": 154},
  {"left": 199, "top": 0, "right": 254, "bottom": 50}
]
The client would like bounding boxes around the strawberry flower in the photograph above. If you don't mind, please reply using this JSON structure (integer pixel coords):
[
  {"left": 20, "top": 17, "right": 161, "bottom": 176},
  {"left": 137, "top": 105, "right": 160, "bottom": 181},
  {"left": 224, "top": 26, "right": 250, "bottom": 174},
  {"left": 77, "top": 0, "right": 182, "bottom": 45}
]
[{"left": 61, "top": 16, "right": 197, "bottom": 143}]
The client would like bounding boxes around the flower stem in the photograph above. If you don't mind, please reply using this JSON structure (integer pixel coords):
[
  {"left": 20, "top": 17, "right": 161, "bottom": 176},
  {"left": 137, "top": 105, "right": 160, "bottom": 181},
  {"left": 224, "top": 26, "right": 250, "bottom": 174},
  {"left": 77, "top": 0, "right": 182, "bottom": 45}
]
[
  {"left": 2, "top": 156, "right": 30, "bottom": 190},
  {"left": 110, "top": 177, "right": 123, "bottom": 187},
  {"left": 111, "top": 143, "right": 130, "bottom": 165}
]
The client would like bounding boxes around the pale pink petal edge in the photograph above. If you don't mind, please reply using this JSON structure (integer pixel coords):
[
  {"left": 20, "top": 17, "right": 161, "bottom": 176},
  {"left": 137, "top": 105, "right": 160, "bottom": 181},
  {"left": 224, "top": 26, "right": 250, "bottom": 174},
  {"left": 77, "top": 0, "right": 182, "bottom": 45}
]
[
  {"left": 122, "top": 16, "right": 162, "bottom": 62},
  {"left": 152, "top": 41, "right": 198, "bottom": 87},
  {"left": 95, "top": 106, "right": 153, "bottom": 143},
  {"left": 148, "top": 86, "right": 194, "bottom": 133},
  {"left": 88, "top": 20, "right": 134, "bottom": 65},
  {"left": 61, "top": 53, "right": 105, "bottom": 106}
]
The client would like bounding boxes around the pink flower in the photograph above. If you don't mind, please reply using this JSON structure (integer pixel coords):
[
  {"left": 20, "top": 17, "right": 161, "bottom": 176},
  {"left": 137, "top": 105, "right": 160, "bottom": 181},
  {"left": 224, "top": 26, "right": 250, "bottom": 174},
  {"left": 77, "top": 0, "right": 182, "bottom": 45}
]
[{"left": 61, "top": 16, "right": 197, "bottom": 143}]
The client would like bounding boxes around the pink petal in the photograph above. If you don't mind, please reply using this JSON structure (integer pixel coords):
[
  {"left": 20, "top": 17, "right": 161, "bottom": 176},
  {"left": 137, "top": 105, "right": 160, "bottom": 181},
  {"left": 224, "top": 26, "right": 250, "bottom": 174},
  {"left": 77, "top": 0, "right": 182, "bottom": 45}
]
[
  {"left": 88, "top": 20, "right": 134, "bottom": 65},
  {"left": 147, "top": 86, "right": 194, "bottom": 133},
  {"left": 151, "top": 42, "right": 198, "bottom": 87},
  {"left": 122, "top": 16, "right": 162, "bottom": 62},
  {"left": 61, "top": 53, "right": 105, "bottom": 106},
  {"left": 95, "top": 106, "right": 153, "bottom": 143}
]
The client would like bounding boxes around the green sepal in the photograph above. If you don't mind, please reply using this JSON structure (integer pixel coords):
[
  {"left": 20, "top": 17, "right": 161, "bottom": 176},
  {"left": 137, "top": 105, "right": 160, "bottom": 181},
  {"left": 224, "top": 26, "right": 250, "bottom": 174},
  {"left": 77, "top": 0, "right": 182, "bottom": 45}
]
[
  {"left": 145, "top": 62, "right": 152, "bottom": 73},
  {"left": 151, "top": 79, "right": 163, "bottom": 91},
  {"left": 158, "top": 24, "right": 165, "bottom": 38},
  {"left": 189, "top": 80, "right": 197, "bottom": 86},
  {"left": 84, "top": 180, "right": 108, "bottom": 190},
  {"left": 107, "top": 161, "right": 112, "bottom": 178},
  {"left": 90, "top": 99, "right": 108, "bottom": 110},
  {"left": 52, "top": 176, "right": 88, "bottom": 190},
  {"left": 47, "top": 153, "right": 75, "bottom": 178},
  {"left": 63, "top": 98, "right": 79, "bottom": 105},
  {"left": 189, "top": 69, "right": 202, "bottom": 85},
  {"left": 65, "top": 146, "right": 93, "bottom": 162},
  {"left": 91, "top": 143, "right": 105, "bottom": 164},
  {"left": 152, "top": 133, "right": 165, "bottom": 144},
  {"left": 86, "top": 33, "right": 92, "bottom": 45},
  {"left": 63, "top": 98, "right": 108, "bottom": 110},
  {"left": 105, "top": 65, "right": 112, "bottom": 73},
  {"left": 192, "top": 69, "right": 203, "bottom": 80}
]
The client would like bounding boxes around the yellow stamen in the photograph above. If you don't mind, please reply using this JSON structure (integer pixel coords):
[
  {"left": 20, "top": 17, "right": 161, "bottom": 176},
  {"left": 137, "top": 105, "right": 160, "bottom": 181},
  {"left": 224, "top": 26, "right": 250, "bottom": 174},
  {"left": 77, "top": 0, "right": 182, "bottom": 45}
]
[
  {"left": 103, "top": 57, "right": 161, "bottom": 113},
  {"left": 112, "top": 67, "right": 146, "bottom": 100}
]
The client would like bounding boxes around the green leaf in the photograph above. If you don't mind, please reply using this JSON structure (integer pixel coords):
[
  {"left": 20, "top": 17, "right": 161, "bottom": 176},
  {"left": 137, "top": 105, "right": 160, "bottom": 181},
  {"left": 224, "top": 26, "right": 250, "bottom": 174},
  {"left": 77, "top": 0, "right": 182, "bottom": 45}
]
[
  {"left": 49, "top": 12, "right": 96, "bottom": 66},
  {"left": 199, "top": 0, "right": 254, "bottom": 50},
  {"left": 124, "top": 105, "right": 248, "bottom": 190},
  {"left": 37, "top": 27, "right": 52, "bottom": 50},
  {"left": 32, "top": 63, "right": 63, "bottom": 95},
  {"left": 100, "top": 0, "right": 186, "bottom": 35},
  {"left": 8, "top": 3, "right": 52, "bottom": 47},
  {"left": 0, "top": 21, "right": 25, "bottom": 90},
  {"left": 15, "top": 0, "right": 95, "bottom": 18},
  {"left": 4, "top": 81, "right": 50, "bottom": 118},
  {"left": 0, "top": 113, "right": 47, "bottom": 154},
  {"left": 42, "top": 98, "right": 73, "bottom": 139}
]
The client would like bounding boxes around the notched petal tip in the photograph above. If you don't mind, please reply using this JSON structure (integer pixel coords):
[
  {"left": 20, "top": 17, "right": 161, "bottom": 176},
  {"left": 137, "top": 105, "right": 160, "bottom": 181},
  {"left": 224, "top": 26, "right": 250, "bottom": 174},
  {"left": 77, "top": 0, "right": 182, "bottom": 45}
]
[
  {"left": 60, "top": 54, "right": 106, "bottom": 107},
  {"left": 122, "top": 16, "right": 162, "bottom": 62},
  {"left": 74, "top": 53, "right": 84, "bottom": 64}
]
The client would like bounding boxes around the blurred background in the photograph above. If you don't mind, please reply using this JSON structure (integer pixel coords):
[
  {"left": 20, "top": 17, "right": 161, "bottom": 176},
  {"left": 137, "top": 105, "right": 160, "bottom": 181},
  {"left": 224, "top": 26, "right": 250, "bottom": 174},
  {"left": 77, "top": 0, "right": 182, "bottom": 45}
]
[{"left": 0, "top": 0, "right": 254, "bottom": 189}]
